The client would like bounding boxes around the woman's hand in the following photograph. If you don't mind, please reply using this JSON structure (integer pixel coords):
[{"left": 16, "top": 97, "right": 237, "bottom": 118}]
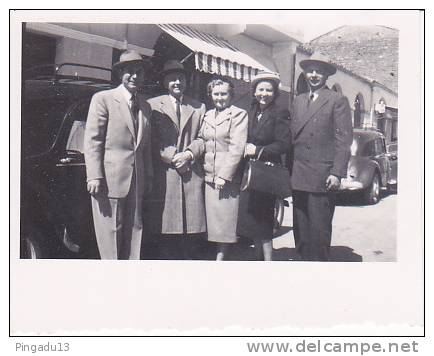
[
  {"left": 215, "top": 177, "right": 226, "bottom": 190},
  {"left": 244, "top": 143, "right": 257, "bottom": 157},
  {"left": 172, "top": 151, "right": 193, "bottom": 169}
]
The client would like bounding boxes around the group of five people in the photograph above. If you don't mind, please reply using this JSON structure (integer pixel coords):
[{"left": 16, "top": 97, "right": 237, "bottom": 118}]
[{"left": 84, "top": 50, "right": 353, "bottom": 262}]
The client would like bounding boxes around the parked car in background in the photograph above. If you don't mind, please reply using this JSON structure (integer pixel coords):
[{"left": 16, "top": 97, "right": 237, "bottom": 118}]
[
  {"left": 21, "top": 64, "right": 117, "bottom": 258},
  {"left": 339, "top": 129, "right": 397, "bottom": 204},
  {"left": 387, "top": 141, "right": 398, "bottom": 188}
]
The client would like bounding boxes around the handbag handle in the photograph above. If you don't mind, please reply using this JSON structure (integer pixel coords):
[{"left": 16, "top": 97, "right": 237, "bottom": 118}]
[{"left": 256, "top": 147, "right": 265, "bottom": 161}]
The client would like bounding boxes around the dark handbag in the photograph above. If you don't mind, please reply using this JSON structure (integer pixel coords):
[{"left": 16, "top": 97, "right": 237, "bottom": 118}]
[{"left": 240, "top": 148, "right": 292, "bottom": 198}]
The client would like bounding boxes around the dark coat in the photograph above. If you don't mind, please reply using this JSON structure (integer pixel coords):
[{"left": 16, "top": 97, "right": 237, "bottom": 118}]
[
  {"left": 290, "top": 87, "right": 353, "bottom": 193},
  {"left": 237, "top": 102, "right": 291, "bottom": 240},
  {"left": 145, "top": 94, "right": 206, "bottom": 234}
]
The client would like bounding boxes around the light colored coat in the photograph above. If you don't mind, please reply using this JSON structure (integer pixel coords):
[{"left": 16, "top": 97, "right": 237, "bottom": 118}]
[
  {"left": 84, "top": 85, "right": 153, "bottom": 199},
  {"left": 189, "top": 105, "right": 248, "bottom": 184},
  {"left": 146, "top": 94, "right": 206, "bottom": 234}
]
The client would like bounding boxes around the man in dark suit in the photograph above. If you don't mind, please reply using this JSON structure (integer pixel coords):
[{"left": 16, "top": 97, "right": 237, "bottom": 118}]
[{"left": 290, "top": 53, "right": 353, "bottom": 261}]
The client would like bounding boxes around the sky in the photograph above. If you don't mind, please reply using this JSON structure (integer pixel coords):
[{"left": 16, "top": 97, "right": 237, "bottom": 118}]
[{"left": 268, "top": 10, "right": 408, "bottom": 41}]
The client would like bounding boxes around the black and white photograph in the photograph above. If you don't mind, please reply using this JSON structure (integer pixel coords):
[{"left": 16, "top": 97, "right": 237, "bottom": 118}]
[{"left": 9, "top": 9, "right": 424, "bottom": 338}]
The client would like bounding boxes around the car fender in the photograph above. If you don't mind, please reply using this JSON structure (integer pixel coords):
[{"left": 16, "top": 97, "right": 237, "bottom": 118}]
[{"left": 348, "top": 156, "right": 380, "bottom": 189}]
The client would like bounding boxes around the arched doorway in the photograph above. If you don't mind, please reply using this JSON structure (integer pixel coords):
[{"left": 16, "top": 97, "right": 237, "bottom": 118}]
[
  {"left": 296, "top": 73, "right": 309, "bottom": 95},
  {"left": 353, "top": 93, "right": 365, "bottom": 128},
  {"left": 332, "top": 83, "right": 343, "bottom": 93}
]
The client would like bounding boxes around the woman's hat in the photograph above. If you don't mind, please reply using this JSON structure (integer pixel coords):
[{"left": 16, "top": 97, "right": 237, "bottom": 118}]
[
  {"left": 112, "top": 50, "right": 150, "bottom": 73},
  {"left": 299, "top": 52, "right": 337, "bottom": 76},
  {"left": 160, "top": 60, "right": 187, "bottom": 77},
  {"left": 251, "top": 70, "right": 281, "bottom": 88}
]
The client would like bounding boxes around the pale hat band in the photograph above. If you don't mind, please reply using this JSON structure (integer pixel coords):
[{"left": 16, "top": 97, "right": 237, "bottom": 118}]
[{"left": 251, "top": 70, "right": 281, "bottom": 88}]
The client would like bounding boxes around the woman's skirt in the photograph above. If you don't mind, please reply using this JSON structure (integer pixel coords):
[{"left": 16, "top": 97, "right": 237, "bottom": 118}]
[
  {"left": 205, "top": 182, "right": 240, "bottom": 243},
  {"left": 236, "top": 189, "right": 275, "bottom": 240}
]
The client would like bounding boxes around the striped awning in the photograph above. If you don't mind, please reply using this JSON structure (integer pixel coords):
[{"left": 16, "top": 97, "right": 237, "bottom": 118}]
[{"left": 158, "top": 24, "right": 273, "bottom": 82}]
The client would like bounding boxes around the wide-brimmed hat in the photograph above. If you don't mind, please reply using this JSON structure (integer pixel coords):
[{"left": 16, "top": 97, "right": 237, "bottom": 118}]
[
  {"left": 112, "top": 50, "right": 150, "bottom": 73},
  {"left": 299, "top": 52, "right": 337, "bottom": 76},
  {"left": 251, "top": 70, "right": 281, "bottom": 88},
  {"left": 160, "top": 59, "right": 187, "bottom": 78}
]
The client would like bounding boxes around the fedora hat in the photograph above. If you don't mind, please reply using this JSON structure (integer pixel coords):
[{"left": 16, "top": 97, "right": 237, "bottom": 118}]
[
  {"left": 299, "top": 52, "right": 337, "bottom": 76},
  {"left": 160, "top": 60, "right": 187, "bottom": 77},
  {"left": 112, "top": 50, "right": 150, "bottom": 73},
  {"left": 251, "top": 70, "right": 281, "bottom": 88}
]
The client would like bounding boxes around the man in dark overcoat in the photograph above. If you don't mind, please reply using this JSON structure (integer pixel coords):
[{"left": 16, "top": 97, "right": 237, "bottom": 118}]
[{"left": 290, "top": 53, "right": 353, "bottom": 261}]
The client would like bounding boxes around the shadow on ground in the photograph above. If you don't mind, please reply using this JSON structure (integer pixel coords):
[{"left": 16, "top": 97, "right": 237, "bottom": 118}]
[{"left": 141, "top": 232, "right": 363, "bottom": 262}]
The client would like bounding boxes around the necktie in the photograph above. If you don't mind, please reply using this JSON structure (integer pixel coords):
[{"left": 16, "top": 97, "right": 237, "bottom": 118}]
[
  {"left": 175, "top": 99, "right": 181, "bottom": 127},
  {"left": 309, "top": 93, "right": 315, "bottom": 102},
  {"left": 130, "top": 94, "right": 139, "bottom": 136}
]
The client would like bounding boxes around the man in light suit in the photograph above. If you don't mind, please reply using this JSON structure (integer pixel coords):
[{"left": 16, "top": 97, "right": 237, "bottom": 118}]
[
  {"left": 146, "top": 60, "right": 206, "bottom": 259},
  {"left": 290, "top": 53, "right": 353, "bottom": 261},
  {"left": 84, "top": 50, "right": 153, "bottom": 259}
]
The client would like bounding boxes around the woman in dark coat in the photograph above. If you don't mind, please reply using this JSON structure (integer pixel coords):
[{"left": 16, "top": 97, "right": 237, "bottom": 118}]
[{"left": 236, "top": 71, "right": 291, "bottom": 261}]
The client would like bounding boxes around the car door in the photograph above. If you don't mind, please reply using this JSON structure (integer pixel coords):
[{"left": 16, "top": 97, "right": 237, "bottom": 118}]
[
  {"left": 374, "top": 137, "right": 391, "bottom": 187},
  {"left": 51, "top": 99, "right": 99, "bottom": 258}
]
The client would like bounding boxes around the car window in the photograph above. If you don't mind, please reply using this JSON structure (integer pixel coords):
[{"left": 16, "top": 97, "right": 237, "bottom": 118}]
[
  {"left": 22, "top": 99, "right": 69, "bottom": 156},
  {"left": 65, "top": 101, "right": 90, "bottom": 154},
  {"left": 388, "top": 143, "right": 398, "bottom": 153},
  {"left": 361, "top": 140, "right": 376, "bottom": 157},
  {"left": 375, "top": 138, "right": 385, "bottom": 155}
]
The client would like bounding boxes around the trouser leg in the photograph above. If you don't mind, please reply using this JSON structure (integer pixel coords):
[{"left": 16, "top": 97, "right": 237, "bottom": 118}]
[
  {"left": 91, "top": 176, "right": 143, "bottom": 260},
  {"left": 292, "top": 190, "right": 310, "bottom": 259},
  {"left": 292, "top": 190, "right": 335, "bottom": 261},
  {"left": 91, "top": 195, "right": 121, "bottom": 260},
  {"left": 307, "top": 192, "right": 335, "bottom": 261},
  {"left": 119, "top": 175, "right": 143, "bottom": 260}
]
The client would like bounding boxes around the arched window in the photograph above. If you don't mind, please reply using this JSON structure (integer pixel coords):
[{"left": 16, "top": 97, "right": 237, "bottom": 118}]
[
  {"left": 353, "top": 93, "right": 365, "bottom": 128},
  {"left": 296, "top": 73, "right": 308, "bottom": 95},
  {"left": 332, "top": 83, "right": 343, "bottom": 93}
]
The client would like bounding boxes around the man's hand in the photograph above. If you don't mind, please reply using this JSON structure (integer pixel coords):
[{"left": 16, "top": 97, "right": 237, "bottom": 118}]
[
  {"left": 172, "top": 151, "right": 193, "bottom": 169},
  {"left": 326, "top": 175, "right": 341, "bottom": 191},
  {"left": 244, "top": 143, "right": 257, "bottom": 157},
  {"left": 215, "top": 177, "right": 226, "bottom": 190},
  {"left": 87, "top": 179, "right": 104, "bottom": 197}
]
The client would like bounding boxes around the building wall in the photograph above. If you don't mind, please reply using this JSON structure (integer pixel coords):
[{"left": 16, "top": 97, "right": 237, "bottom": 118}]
[
  {"left": 295, "top": 50, "right": 398, "bottom": 128},
  {"left": 372, "top": 85, "right": 398, "bottom": 108}
]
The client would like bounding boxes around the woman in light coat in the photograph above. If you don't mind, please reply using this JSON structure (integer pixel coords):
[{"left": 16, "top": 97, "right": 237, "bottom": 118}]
[{"left": 174, "top": 78, "right": 248, "bottom": 260}]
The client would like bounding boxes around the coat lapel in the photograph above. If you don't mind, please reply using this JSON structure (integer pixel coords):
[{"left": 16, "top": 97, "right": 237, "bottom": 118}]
[
  {"left": 113, "top": 86, "right": 136, "bottom": 140},
  {"left": 215, "top": 106, "right": 232, "bottom": 126},
  {"left": 293, "top": 89, "right": 331, "bottom": 136},
  {"left": 179, "top": 97, "right": 195, "bottom": 134},
  {"left": 203, "top": 109, "right": 216, "bottom": 127},
  {"left": 159, "top": 95, "right": 179, "bottom": 130},
  {"left": 135, "top": 95, "right": 149, "bottom": 148},
  {"left": 253, "top": 105, "right": 273, "bottom": 137}
]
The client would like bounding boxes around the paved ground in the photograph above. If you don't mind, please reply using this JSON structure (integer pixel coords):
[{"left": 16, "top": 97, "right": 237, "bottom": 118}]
[
  {"left": 269, "top": 191, "right": 397, "bottom": 262},
  {"left": 140, "top": 191, "right": 397, "bottom": 262}
]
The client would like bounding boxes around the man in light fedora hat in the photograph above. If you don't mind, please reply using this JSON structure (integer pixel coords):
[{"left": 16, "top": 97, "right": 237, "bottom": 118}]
[
  {"left": 84, "top": 50, "right": 153, "bottom": 259},
  {"left": 290, "top": 52, "right": 353, "bottom": 261},
  {"left": 145, "top": 59, "right": 206, "bottom": 259}
]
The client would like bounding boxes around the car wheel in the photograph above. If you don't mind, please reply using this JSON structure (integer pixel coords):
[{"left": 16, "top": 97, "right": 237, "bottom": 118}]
[
  {"left": 20, "top": 231, "right": 44, "bottom": 259},
  {"left": 274, "top": 199, "right": 285, "bottom": 230},
  {"left": 364, "top": 173, "right": 381, "bottom": 205}
]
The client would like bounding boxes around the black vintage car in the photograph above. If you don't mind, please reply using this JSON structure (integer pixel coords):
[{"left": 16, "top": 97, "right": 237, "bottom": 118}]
[
  {"left": 20, "top": 64, "right": 117, "bottom": 258},
  {"left": 339, "top": 128, "right": 397, "bottom": 204}
]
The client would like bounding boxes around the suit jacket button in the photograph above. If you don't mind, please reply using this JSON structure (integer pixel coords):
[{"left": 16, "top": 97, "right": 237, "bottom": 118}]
[
  {"left": 310, "top": 133, "right": 314, "bottom": 136},
  {"left": 307, "top": 146, "right": 311, "bottom": 150}
]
